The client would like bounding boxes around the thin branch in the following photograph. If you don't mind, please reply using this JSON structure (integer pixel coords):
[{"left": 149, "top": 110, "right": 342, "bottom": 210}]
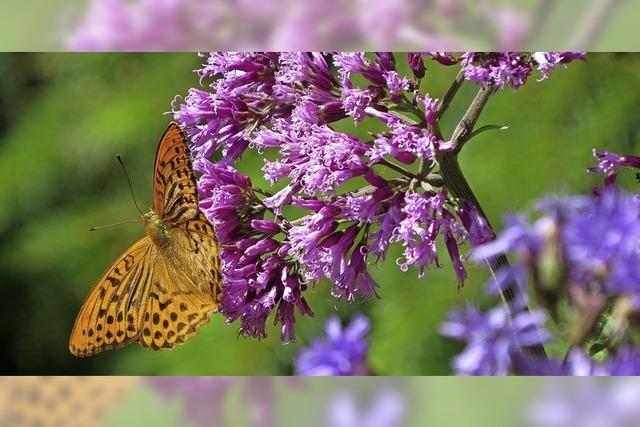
[
  {"left": 522, "top": 0, "right": 558, "bottom": 47},
  {"left": 397, "top": 95, "right": 428, "bottom": 126},
  {"left": 568, "top": 0, "right": 626, "bottom": 50},
  {"left": 438, "top": 69, "right": 466, "bottom": 120},
  {"left": 377, "top": 159, "right": 421, "bottom": 180},
  {"left": 436, "top": 84, "right": 547, "bottom": 359},
  {"left": 252, "top": 187, "right": 274, "bottom": 197},
  {"left": 449, "top": 85, "right": 496, "bottom": 152},
  {"left": 345, "top": 179, "right": 406, "bottom": 198}
]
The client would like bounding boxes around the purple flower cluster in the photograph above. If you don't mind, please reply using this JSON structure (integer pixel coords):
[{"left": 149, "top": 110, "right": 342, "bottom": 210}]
[
  {"left": 175, "top": 52, "right": 581, "bottom": 341},
  {"left": 195, "top": 160, "right": 313, "bottom": 341},
  {"left": 148, "top": 377, "right": 234, "bottom": 426},
  {"left": 441, "top": 295, "right": 640, "bottom": 376},
  {"left": 440, "top": 307, "right": 640, "bottom": 376},
  {"left": 66, "top": 0, "right": 194, "bottom": 51},
  {"left": 589, "top": 149, "right": 640, "bottom": 187},
  {"left": 396, "top": 190, "right": 468, "bottom": 284},
  {"left": 295, "top": 315, "right": 370, "bottom": 376},
  {"left": 460, "top": 52, "right": 586, "bottom": 90},
  {"left": 533, "top": 52, "right": 588, "bottom": 80},
  {"left": 175, "top": 52, "right": 285, "bottom": 163},
  {"left": 66, "top": 0, "right": 565, "bottom": 51}
]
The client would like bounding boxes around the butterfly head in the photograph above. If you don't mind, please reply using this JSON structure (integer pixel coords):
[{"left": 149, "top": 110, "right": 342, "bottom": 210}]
[{"left": 142, "top": 210, "right": 170, "bottom": 246}]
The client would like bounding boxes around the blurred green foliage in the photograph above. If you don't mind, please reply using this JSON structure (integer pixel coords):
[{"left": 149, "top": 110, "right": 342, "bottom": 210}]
[
  {"left": 104, "top": 377, "right": 542, "bottom": 427},
  {"left": 0, "top": 53, "right": 639, "bottom": 375}
]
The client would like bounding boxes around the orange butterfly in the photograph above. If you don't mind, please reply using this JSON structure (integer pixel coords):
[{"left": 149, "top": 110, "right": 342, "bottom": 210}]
[{"left": 69, "top": 123, "right": 222, "bottom": 357}]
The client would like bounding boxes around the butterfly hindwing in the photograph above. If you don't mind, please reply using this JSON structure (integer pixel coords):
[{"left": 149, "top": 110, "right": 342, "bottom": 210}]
[
  {"left": 177, "top": 211, "right": 223, "bottom": 299},
  {"left": 70, "top": 237, "right": 217, "bottom": 356},
  {"left": 69, "top": 238, "right": 153, "bottom": 357},
  {"left": 138, "top": 256, "right": 216, "bottom": 350},
  {"left": 153, "top": 122, "right": 199, "bottom": 224}
]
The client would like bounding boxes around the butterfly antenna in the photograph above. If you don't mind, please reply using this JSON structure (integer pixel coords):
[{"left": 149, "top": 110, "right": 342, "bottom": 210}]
[
  {"left": 116, "top": 155, "right": 144, "bottom": 216},
  {"left": 89, "top": 219, "right": 141, "bottom": 232}
]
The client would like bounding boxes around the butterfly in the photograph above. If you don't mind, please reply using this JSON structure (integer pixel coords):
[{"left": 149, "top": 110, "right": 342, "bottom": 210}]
[{"left": 69, "top": 122, "right": 222, "bottom": 357}]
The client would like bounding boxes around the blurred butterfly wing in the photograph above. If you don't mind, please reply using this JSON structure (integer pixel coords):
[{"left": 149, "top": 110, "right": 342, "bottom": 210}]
[
  {"left": 69, "top": 238, "right": 154, "bottom": 357},
  {"left": 0, "top": 377, "right": 136, "bottom": 427},
  {"left": 138, "top": 255, "right": 216, "bottom": 350},
  {"left": 153, "top": 122, "right": 199, "bottom": 224}
]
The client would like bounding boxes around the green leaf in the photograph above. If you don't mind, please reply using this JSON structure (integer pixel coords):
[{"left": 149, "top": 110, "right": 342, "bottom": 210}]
[{"left": 468, "top": 124, "right": 510, "bottom": 141}]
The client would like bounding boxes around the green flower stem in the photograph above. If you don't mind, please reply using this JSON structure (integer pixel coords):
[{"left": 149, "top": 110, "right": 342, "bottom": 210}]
[{"left": 438, "top": 85, "right": 548, "bottom": 360}]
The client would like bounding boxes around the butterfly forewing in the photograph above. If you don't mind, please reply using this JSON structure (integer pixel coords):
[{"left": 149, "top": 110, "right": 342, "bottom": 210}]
[{"left": 153, "top": 123, "right": 200, "bottom": 224}]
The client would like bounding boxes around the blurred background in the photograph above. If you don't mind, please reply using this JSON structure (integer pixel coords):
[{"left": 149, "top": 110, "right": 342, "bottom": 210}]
[
  {"left": 1, "top": 0, "right": 639, "bottom": 51},
  {"left": 1, "top": 376, "right": 636, "bottom": 427},
  {"left": 0, "top": 53, "right": 639, "bottom": 375}
]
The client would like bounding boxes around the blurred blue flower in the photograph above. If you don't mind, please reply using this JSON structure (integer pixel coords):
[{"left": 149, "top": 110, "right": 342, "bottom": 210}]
[
  {"left": 296, "top": 315, "right": 370, "bottom": 376},
  {"left": 561, "top": 189, "right": 640, "bottom": 296},
  {"left": 529, "top": 380, "right": 640, "bottom": 427},
  {"left": 148, "top": 377, "right": 284, "bottom": 427},
  {"left": 440, "top": 305, "right": 549, "bottom": 375},
  {"left": 607, "top": 347, "right": 640, "bottom": 375},
  {"left": 329, "top": 389, "right": 407, "bottom": 427},
  {"left": 472, "top": 188, "right": 640, "bottom": 304}
]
